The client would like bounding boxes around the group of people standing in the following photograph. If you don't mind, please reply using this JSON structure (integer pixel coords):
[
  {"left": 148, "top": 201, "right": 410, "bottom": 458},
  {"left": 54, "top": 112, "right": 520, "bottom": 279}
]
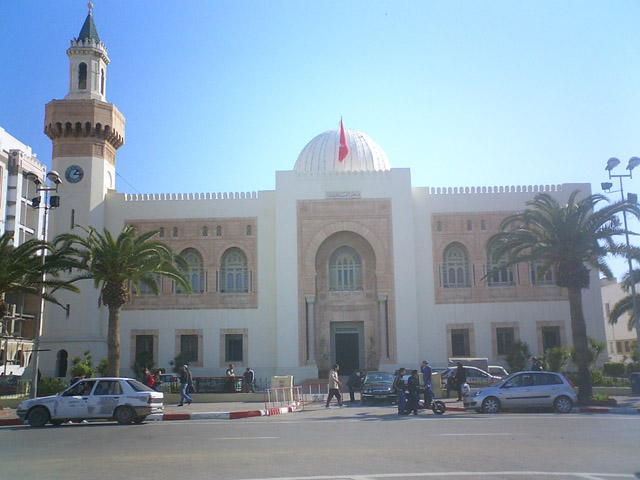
[{"left": 393, "top": 360, "right": 435, "bottom": 416}]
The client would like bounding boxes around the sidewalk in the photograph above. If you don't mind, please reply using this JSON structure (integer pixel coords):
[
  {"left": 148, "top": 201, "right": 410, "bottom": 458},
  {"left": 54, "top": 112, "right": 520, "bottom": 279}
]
[{"left": 2, "top": 395, "right": 638, "bottom": 426}]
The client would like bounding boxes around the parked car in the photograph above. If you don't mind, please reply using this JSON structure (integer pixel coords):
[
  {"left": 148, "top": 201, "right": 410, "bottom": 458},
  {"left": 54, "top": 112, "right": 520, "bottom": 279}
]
[
  {"left": 440, "top": 366, "right": 501, "bottom": 389},
  {"left": 17, "top": 377, "right": 164, "bottom": 427},
  {"left": 463, "top": 371, "right": 577, "bottom": 414},
  {"left": 360, "top": 371, "right": 397, "bottom": 404},
  {"left": 488, "top": 365, "right": 509, "bottom": 378}
]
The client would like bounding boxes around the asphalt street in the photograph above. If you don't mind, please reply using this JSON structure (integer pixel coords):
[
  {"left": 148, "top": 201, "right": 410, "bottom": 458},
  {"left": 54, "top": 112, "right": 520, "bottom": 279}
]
[{"left": 1, "top": 404, "right": 639, "bottom": 480}]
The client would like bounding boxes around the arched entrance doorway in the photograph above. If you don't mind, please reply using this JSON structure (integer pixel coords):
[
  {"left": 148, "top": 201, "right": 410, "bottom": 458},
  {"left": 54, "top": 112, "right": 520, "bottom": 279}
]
[{"left": 313, "top": 231, "right": 380, "bottom": 375}]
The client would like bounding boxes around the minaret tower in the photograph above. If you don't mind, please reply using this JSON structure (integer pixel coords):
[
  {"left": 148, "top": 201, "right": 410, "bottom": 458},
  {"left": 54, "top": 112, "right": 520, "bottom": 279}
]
[{"left": 40, "top": 4, "right": 125, "bottom": 377}]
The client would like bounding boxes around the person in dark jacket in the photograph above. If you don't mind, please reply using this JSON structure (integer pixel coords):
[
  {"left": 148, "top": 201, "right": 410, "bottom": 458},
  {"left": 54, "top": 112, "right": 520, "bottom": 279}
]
[
  {"left": 178, "top": 365, "right": 193, "bottom": 406},
  {"left": 346, "top": 371, "right": 366, "bottom": 403},
  {"left": 421, "top": 360, "right": 433, "bottom": 407},
  {"left": 393, "top": 368, "right": 407, "bottom": 415},
  {"left": 455, "top": 362, "right": 467, "bottom": 401},
  {"left": 406, "top": 370, "right": 421, "bottom": 415}
]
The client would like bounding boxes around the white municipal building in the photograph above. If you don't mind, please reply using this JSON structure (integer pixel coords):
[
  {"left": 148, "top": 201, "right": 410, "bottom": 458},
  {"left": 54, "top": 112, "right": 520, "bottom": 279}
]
[{"left": 36, "top": 10, "right": 606, "bottom": 380}]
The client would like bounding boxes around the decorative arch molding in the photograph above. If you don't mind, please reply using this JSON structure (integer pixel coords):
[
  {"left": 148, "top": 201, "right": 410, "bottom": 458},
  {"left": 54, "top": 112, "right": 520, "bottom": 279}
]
[
  {"left": 303, "top": 220, "right": 389, "bottom": 277},
  {"left": 296, "top": 198, "right": 396, "bottom": 370}
]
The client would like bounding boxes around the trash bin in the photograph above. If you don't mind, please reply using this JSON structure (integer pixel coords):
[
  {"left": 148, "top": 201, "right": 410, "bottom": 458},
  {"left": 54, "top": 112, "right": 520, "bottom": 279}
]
[{"left": 630, "top": 372, "right": 640, "bottom": 395}]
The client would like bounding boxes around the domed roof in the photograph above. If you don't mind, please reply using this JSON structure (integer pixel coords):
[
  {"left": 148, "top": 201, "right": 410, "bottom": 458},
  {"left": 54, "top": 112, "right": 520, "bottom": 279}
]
[{"left": 294, "top": 128, "right": 390, "bottom": 174}]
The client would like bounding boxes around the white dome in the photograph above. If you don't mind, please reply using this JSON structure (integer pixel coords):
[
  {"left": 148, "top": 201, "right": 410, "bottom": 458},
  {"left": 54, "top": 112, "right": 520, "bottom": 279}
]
[{"left": 294, "top": 128, "right": 390, "bottom": 173}]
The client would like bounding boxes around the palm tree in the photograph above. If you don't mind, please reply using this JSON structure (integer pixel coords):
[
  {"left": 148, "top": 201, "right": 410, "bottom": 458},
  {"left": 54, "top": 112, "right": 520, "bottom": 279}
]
[
  {"left": 55, "top": 225, "right": 191, "bottom": 376},
  {"left": 486, "top": 190, "right": 640, "bottom": 400},
  {"left": 0, "top": 231, "right": 77, "bottom": 318},
  {"left": 608, "top": 268, "right": 640, "bottom": 331}
]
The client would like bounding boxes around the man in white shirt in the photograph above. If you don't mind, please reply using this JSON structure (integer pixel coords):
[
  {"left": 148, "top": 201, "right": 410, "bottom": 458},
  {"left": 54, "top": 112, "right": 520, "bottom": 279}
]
[{"left": 326, "top": 364, "right": 344, "bottom": 408}]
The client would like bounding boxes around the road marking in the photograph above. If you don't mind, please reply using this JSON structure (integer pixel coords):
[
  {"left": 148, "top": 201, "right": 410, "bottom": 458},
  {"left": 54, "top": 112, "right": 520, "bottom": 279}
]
[
  {"left": 212, "top": 436, "right": 277, "bottom": 440},
  {"left": 435, "top": 433, "right": 527, "bottom": 436},
  {"left": 238, "top": 472, "right": 637, "bottom": 480}
]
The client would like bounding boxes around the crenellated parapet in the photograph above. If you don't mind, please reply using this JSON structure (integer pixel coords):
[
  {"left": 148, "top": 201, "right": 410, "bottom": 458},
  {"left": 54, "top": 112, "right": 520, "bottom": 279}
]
[
  {"left": 425, "top": 184, "right": 564, "bottom": 195},
  {"left": 123, "top": 191, "right": 260, "bottom": 201},
  {"left": 44, "top": 99, "right": 125, "bottom": 163},
  {"left": 67, "top": 37, "right": 109, "bottom": 64}
]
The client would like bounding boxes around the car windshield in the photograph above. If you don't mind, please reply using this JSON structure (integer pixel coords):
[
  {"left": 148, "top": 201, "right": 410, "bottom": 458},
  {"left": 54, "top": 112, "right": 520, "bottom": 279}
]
[
  {"left": 364, "top": 373, "right": 393, "bottom": 384},
  {"left": 127, "top": 379, "right": 155, "bottom": 392}
]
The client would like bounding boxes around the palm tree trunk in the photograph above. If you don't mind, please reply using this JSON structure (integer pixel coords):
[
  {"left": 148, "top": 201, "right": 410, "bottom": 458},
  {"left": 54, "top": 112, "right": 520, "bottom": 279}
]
[
  {"left": 107, "top": 305, "right": 121, "bottom": 377},
  {"left": 567, "top": 286, "right": 592, "bottom": 400}
]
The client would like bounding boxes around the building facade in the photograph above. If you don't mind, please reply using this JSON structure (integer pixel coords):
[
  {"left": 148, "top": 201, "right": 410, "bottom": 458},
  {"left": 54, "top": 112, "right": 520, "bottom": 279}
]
[
  {"left": 37, "top": 10, "right": 607, "bottom": 381},
  {"left": 601, "top": 278, "right": 639, "bottom": 362},
  {"left": 0, "top": 127, "right": 48, "bottom": 375}
]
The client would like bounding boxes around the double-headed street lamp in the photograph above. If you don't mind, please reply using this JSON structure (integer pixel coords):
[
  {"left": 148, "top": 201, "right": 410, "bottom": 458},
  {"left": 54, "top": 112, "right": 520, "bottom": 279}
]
[
  {"left": 25, "top": 170, "right": 61, "bottom": 398},
  {"left": 602, "top": 156, "right": 640, "bottom": 351}
]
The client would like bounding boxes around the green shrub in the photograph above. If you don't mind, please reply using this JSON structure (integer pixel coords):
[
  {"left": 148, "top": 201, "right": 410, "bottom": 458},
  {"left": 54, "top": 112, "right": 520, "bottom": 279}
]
[
  {"left": 603, "top": 362, "right": 626, "bottom": 378},
  {"left": 70, "top": 350, "right": 94, "bottom": 379},
  {"left": 626, "top": 362, "right": 640, "bottom": 375},
  {"left": 169, "top": 354, "right": 189, "bottom": 374},
  {"left": 37, "top": 377, "right": 67, "bottom": 397},
  {"left": 590, "top": 369, "right": 604, "bottom": 386},
  {"left": 544, "top": 347, "right": 570, "bottom": 373},
  {"left": 505, "top": 341, "right": 531, "bottom": 373},
  {"left": 95, "top": 359, "right": 108, "bottom": 377}
]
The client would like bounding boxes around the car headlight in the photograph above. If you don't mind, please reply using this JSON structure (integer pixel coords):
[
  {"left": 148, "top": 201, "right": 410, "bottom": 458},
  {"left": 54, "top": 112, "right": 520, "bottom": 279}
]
[
  {"left": 363, "top": 389, "right": 371, "bottom": 394},
  {"left": 471, "top": 390, "right": 482, "bottom": 397}
]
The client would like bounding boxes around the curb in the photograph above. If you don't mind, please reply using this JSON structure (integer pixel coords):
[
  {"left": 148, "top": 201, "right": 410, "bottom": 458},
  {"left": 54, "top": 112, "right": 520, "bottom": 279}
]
[
  {"left": 0, "top": 404, "right": 297, "bottom": 426},
  {"left": 153, "top": 405, "right": 296, "bottom": 422}
]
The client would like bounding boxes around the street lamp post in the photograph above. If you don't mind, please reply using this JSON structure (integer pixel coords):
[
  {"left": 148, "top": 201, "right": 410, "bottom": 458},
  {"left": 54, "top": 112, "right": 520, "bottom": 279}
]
[
  {"left": 602, "top": 156, "right": 640, "bottom": 352},
  {"left": 26, "top": 170, "right": 61, "bottom": 399}
]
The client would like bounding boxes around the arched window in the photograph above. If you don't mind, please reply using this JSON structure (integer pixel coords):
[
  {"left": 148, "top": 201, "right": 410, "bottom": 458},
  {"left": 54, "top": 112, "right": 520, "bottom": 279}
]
[
  {"left": 530, "top": 260, "right": 554, "bottom": 285},
  {"left": 158, "top": 227, "right": 165, "bottom": 238},
  {"left": 177, "top": 248, "right": 205, "bottom": 293},
  {"left": 78, "top": 62, "right": 87, "bottom": 89},
  {"left": 487, "top": 255, "right": 515, "bottom": 287},
  {"left": 56, "top": 350, "right": 68, "bottom": 378},
  {"left": 442, "top": 243, "right": 470, "bottom": 288},
  {"left": 467, "top": 220, "right": 472, "bottom": 231},
  {"left": 100, "top": 68, "right": 105, "bottom": 95},
  {"left": 216, "top": 226, "right": 222, "bottom": 236},
  {"left": 246, "top": 225, "right": 252, "bottom": 236},
  {"left": 437, "top": 221, "right": 442, "bottom": 232},
  {"left": 220, "top": 248, "right": 248, "bottom": 293},
  {"left": 480, "top": 219, "right": 486, "bottom": 230},
  {"left": 172, "top": 227, "right": 178, "bottom": 237},
  {"left": 202, "top": 226, "right": 208, "bottom": 237},
  {"left": 329, "top": 246, "right": 363, "bottom": 291}
]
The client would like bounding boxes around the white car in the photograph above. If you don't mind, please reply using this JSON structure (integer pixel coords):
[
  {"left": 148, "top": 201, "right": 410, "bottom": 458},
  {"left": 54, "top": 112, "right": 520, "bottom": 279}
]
[{"left": 17, "top": 377, "right": 164, "bottom": 427}]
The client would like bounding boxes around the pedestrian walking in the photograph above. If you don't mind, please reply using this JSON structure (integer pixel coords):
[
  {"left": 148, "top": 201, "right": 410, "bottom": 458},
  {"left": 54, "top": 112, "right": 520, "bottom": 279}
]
[
  {"left": 455, "top": 362, "right": 467, "bottom": 401},
  {"left": 406, "top": 370, "right": 420, "bottom": 415},
  {"left": 142, "top": 367, "right": 155, "bottom": 389},
  {"left": 225, "top": 363, "right": 235, "bottom": 392},
  {"left": 420, "top": 360, "right": 433, "bottom": 407},
  {"left": 152, "top": 370, "right": 162, "bottom": 391},
  {"left": 243, "top": 367, "right": 256, "bottom": 393},
  {"left": 393, "top": 368, "right": 407, "bottom": 415},
  {"left": 325, "top": 364, "right": 344, "bottom": 408},
  {"left": 178, "top": 365, "right": 193, "bottom": 406},
  {"left": 346, "top": 370, "right": 366, "bottom": 403}
]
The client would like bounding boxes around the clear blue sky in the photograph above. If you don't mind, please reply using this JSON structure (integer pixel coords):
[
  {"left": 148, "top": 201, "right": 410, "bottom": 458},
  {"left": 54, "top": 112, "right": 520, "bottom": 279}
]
[{"left": 2, "top": 1, "right": 639, "bottom": 278}]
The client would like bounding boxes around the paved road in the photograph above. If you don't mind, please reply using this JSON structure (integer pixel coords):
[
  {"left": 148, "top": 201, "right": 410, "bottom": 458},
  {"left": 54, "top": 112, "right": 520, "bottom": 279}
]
[{"left": 1, "top": 404, "right": 639, "bottom": 480}]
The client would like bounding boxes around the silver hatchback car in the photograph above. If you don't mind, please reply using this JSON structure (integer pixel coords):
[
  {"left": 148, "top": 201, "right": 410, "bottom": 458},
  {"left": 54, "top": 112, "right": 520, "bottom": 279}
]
[{"left": 463, "top": 371, "right": 577, "bottom": 414}]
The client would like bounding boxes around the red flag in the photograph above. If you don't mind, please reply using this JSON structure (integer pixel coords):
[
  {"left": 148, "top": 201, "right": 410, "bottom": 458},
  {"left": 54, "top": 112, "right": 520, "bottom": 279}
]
[{"left": 338, "top": 119, "right": 349, "bottom": 162}]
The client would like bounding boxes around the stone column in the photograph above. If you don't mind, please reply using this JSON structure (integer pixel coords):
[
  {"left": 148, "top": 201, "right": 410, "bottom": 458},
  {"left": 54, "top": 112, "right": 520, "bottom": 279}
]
[
  {"left": 378, "top": 293, "right": 388, "bottom": 360},
  {"left": 305, "top": 294, "right": 316, "bottom": 361}
]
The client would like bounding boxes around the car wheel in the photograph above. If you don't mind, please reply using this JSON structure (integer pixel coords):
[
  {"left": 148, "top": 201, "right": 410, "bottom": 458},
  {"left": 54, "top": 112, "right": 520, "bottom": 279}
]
[
  {"left": 481, "top": 396, "right": 501, "bottom": 414},
  {"left": 554, "top": 395, "right": 573, "bottom": 413},
  {"left": 114, "top": 406, "right": 136, "bottom": 425},
  {"left": 27, "top": 406, "right": 50, "bottom": 428},
  {"left": 133, "top": 415, "right": 147, "bottom": 424},
  {"left": 50, "top": 419, "right": 64, "bottom": 426}
]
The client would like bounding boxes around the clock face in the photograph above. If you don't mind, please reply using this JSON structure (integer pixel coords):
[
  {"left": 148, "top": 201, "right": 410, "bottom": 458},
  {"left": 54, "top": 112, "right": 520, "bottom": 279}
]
[{"left": 65, "top": 165, "right": 84, "bottom": 184}]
